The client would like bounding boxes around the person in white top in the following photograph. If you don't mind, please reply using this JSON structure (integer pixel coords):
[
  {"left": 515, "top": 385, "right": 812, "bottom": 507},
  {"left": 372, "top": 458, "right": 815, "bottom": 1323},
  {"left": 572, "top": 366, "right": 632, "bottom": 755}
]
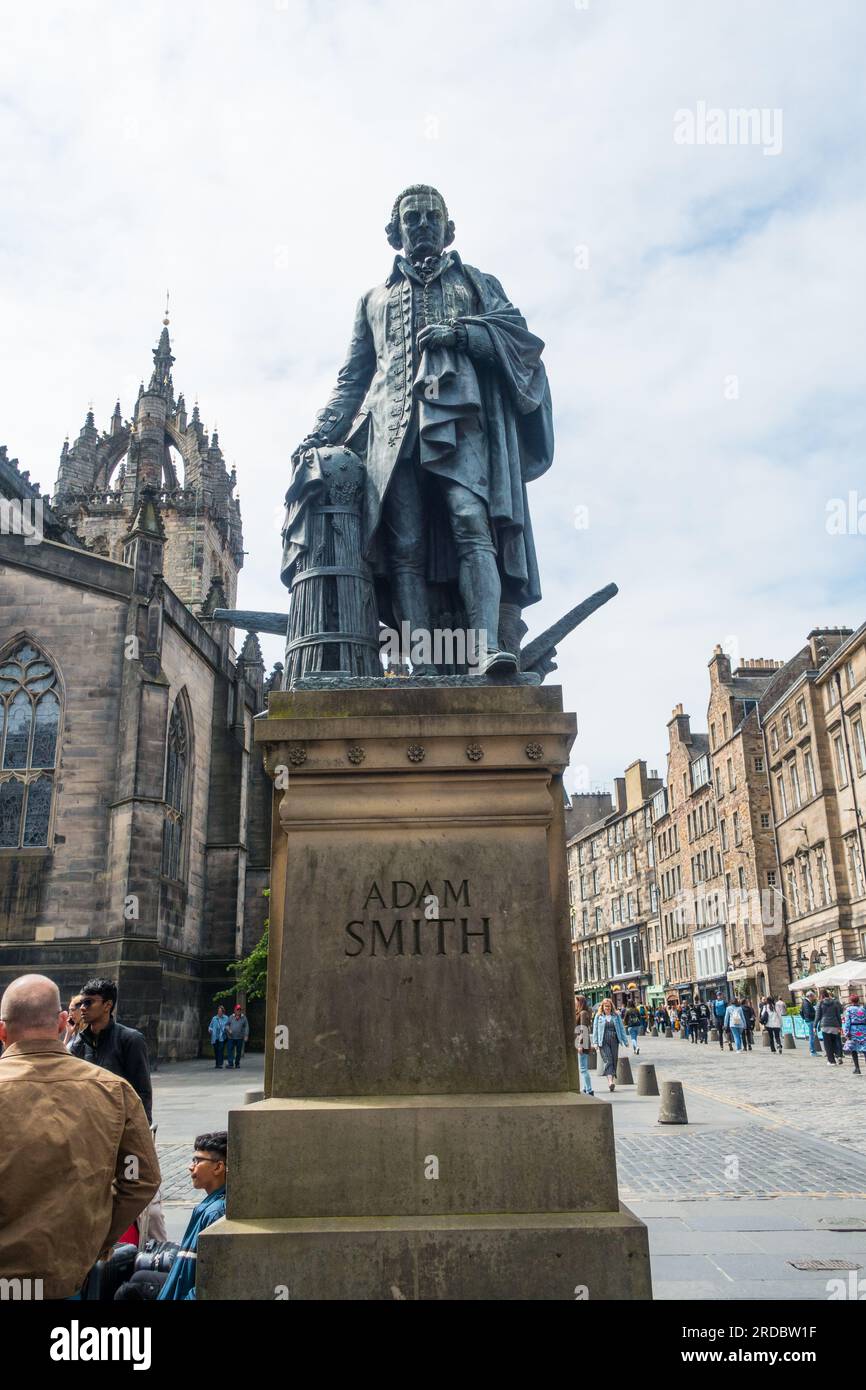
[{"left": 761, "top": 996, "right": 783, "bottom": 1053}]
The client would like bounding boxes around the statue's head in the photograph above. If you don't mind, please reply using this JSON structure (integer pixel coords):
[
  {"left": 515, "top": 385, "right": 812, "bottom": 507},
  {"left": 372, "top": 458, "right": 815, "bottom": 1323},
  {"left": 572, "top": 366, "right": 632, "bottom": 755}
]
[{"left": 386, "top": 185, "right": 455, "bottom": 260}]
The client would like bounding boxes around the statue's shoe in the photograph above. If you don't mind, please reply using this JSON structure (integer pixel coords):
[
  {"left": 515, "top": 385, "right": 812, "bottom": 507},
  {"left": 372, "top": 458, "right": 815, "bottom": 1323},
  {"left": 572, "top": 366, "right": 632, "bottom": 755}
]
[{"left": 477, "top": 648, "right": 519, "bottom": 676}]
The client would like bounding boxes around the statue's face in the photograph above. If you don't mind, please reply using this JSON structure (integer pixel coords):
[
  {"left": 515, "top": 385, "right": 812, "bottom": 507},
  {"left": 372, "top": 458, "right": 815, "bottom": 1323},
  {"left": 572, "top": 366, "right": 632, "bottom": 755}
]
[{"left": 398, "top": 192, "right": 447, "bottom": 261}]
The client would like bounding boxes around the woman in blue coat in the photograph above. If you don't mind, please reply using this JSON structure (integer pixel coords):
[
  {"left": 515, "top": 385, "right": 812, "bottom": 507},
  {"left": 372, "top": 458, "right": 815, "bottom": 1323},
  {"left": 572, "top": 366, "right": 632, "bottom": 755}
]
[{"left": 592, "top": 998, "right": 629, "bottom": 1093}]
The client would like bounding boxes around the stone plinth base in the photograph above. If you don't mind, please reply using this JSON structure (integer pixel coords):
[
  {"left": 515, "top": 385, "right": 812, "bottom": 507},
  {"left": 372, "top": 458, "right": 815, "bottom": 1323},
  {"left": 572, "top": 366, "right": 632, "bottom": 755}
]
[
  {"left": 224, "top": 1092, "right": 620, "bottom": 1219},
  {"left": 198, "top": 684, "right": 652, "bottom": 1300},
  {"left": 199, "top": 1206, "right": 651, "bottom": 1301}
]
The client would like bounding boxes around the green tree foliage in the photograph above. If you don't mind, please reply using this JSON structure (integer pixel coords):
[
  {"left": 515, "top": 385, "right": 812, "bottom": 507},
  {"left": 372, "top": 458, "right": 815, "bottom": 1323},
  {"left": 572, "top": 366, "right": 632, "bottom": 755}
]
[{"left": 215, "top": 889, "right": 269, "bottom": 1003}]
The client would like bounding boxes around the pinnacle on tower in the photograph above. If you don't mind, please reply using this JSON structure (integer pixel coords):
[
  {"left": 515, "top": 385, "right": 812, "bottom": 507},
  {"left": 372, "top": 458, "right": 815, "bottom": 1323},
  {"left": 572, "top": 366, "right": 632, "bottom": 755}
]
[
  {"left": 148, "top": 318, "right": 175, "bottom": 402},
  {"left": 111, "top": 400, "right": 123, "bottom": 435},
  {"left": 239, "top": 631, "right": 264, "bottom": 668},
  {"left": 125, "top": 484, "right": 167, "bottom": 542}
]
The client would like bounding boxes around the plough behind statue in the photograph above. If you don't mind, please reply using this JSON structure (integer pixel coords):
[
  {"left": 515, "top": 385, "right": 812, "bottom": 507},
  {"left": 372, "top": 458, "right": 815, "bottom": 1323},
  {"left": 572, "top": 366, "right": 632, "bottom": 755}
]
[
  {"left": 215, "top": 440, "right": 617, "bottom": 686},
  {"left": 215, "top": 455, "right": 617, "bottom": 689}
]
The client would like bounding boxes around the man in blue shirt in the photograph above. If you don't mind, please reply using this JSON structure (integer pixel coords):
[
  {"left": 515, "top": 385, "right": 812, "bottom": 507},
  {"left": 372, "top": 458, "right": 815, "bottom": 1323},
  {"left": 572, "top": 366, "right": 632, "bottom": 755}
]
[{"left": 158, "top": 1132, "right": 226, "bottom": 1300}]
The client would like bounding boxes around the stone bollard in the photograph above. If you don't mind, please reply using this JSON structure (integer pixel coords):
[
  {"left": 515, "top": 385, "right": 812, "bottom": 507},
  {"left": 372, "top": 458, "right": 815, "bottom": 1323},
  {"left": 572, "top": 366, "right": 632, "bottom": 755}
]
[
  {"left": 658, "top": 1080, "right": 689, "bottom": 1125},
  {"left": 244, "top": 1089, "right": 265, "bottom": 1106},
  {"left": 665, "top": 1027, "right": 673, "bottom": 1038},
  {"left": 709, "top": 1028, "right": 719, "bottom": 1043},
  {"left": 616, "top": 1056, "right": 634, "bottom": 1086},
  {"left": 651, "top": 1026, "right": 659, "bottom": 1037},
  {"left": 761, "top": 1030, "right": 771, "bottom": 1047},
  {"left": 588, "top": 1048, "right": 597, "bottom": 1068},
  {"left": 783, "top": 1032, "right": 796, "bottom": 1050},
  {"left": 636, "top": 1063, "right": 660, "bottom": 1096}
]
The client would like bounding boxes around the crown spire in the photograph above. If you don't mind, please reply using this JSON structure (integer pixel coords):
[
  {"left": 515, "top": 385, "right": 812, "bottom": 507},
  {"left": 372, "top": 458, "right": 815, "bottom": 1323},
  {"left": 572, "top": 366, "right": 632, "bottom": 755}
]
[{"left": 148, "top": 293, "right": 175, "bottom": 402}]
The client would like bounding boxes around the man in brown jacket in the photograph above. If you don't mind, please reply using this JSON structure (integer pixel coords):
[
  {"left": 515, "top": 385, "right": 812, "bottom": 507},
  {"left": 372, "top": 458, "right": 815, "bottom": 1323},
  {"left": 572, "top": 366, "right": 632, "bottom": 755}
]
[{"left": 0, "top": 974, "right": 161, "bottom": 1299}]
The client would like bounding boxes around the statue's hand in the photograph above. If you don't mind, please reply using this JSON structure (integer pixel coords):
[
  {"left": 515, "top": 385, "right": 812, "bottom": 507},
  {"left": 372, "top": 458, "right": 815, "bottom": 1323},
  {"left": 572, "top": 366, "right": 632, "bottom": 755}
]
[
  {"left": 291, "top": 432, "right": 329, "bottom": 467},
  {"left": 417, "top": 323, "right": 457, "bottom": 353}
]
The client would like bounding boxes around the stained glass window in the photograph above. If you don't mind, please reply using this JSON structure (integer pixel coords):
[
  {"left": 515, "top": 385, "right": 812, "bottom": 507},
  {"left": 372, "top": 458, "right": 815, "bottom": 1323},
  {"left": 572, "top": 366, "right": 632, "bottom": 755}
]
[
  {"left": 161, "top": 699, "right": 189, "bottom": 881},
  {"left": 0, "top": 640, "right": 61, "bottom": 849}
]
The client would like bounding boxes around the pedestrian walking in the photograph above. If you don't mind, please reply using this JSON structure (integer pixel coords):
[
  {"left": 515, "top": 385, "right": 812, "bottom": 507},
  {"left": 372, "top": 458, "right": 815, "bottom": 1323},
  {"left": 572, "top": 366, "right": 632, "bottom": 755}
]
[
  {"left": 760, "top": 996, "right": 784, "bottom": 1054},
  {"left": 225, "top": 1004, "right": 250, "bottom": 1068},
  {"left": 0, "top": 974, "right": 159, "bottom": 1300},
  {"left": 742, "top": 998, "right": 755, "bottom": 1050},
  {"left": 623, "top": 1000, "right": 642, "bottom": 1055},
  {"left": 592, "top": 998, "right": 628, "bottom": 1093},
  {"left": 638, "top": 1003, "right": 648, "bottom": 1034},
  {"left": 695, "top": 999, "right": 711, "bottom": 1044},
  {"left": 816, "top": 989, "right": 844, "bottom": 1066},
  {"left": 685, "top": 999, "right": 698, "bottom": 1044},
  {"left": 574, "top": 996, "right": 594, "bottom": 1097},
  {"left": 208, "top": 1005, "right": 229, "bottom": 1069},
  {"left": 801, "top": 989, "right": 820, "bottom": 1056},
  {"left": 724, "top": 997, "right": 747, "bottom": 1051},
  {"left": 69, "top": 978, "right": 152, "bottom": 1122},
  {"left": 842, "top": 993, "right": 866, "bottom": 1075},
  {"left": 712, "top": 992, "right": 727, "bottom": 1048}
]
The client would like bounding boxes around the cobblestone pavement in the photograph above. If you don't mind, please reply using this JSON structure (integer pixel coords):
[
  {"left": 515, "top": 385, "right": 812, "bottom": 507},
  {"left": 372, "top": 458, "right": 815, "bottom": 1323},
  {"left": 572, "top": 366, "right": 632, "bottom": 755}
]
[
  {"left": 620, "top": 1030, "right": 866, "bottom": 1159},
  {"left": 616, "top": 1124, "right": 866, "bottom": 1201},
  {"left": 157, "top": 1144, "right": 197, "bottom": 1202}
]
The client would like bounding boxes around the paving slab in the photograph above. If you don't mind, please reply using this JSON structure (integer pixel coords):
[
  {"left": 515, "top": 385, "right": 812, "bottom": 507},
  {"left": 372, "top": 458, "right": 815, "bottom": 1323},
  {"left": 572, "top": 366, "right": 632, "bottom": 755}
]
[
  {"left": 648, "top": 1254, "right": 732, "bottom": 1282},
  {"left": 646, "top": 1228, "right": 765, "bottom": 1256}
]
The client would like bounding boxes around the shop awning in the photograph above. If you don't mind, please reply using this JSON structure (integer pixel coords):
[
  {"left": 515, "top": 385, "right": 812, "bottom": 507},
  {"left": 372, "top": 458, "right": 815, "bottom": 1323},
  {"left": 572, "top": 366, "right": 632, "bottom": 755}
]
[{"left": 788, "top": 959, "right": 866, "bottom": 992}]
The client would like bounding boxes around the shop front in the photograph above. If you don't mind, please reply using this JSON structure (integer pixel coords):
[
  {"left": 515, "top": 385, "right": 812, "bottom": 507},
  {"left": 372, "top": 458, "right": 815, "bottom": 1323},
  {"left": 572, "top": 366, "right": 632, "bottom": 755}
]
[
  {"left": 610, "top": 976, "right": 646, "bottom": 1006},
  {"left": 727, "top": 966, "right": 758, "bottom": 1004},
  {"left": 609, "top": 927, "right": 647, "bottom": 1005},
  {"left": 695, "top": 927, "right": 731, "bottom": 1004}
]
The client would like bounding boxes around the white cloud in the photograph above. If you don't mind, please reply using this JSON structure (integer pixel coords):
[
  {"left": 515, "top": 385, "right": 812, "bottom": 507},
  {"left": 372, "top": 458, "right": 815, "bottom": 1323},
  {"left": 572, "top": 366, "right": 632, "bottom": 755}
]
[{"left": 2, "top": 0, "right": 865, "bottom": 790}]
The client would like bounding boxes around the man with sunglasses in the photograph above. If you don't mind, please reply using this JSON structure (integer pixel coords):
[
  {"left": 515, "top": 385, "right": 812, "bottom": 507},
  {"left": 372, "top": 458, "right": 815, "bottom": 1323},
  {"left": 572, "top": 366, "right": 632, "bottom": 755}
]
[
  {"left": 70, "top": 977, "right": 152, "bottom": 1124},
  {"left": 157, "top": 1132, "right": 227, "bottom": 1300}
]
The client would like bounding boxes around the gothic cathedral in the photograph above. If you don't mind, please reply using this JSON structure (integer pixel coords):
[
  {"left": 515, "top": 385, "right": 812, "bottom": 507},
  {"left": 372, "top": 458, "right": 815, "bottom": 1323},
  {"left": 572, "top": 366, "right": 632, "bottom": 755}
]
[{"left": 0, "top": 318, "right": 274, "bottom": 1059}]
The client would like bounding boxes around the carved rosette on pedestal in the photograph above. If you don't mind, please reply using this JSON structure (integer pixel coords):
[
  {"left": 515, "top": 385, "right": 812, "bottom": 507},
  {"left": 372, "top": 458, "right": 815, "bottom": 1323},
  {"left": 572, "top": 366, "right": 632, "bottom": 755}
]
[{"left": 198, "top": 683, "right": 652, "bottom": 1301}]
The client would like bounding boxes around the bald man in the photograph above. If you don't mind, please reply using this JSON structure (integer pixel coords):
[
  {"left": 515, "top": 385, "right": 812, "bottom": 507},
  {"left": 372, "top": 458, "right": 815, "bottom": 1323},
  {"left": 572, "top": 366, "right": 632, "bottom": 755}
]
[{"left": 0, "top": 973, "right": 160, "bottom": 1299}]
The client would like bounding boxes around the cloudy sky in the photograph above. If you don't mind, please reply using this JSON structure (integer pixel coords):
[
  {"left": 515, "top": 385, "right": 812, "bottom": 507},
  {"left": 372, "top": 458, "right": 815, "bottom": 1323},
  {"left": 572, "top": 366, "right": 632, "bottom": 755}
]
[{"left": 2, "top": 0, "right": 864, "bottom": 793}]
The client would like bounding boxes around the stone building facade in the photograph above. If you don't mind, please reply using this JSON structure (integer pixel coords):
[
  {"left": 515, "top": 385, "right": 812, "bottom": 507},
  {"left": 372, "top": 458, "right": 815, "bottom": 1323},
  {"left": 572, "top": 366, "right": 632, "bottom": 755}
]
[
  {"left": 569, "top": 628, "right": 865, "bottom": 1013},
  {"left": 567, "top": 760, "right": 662, "bottom": 1007},
  {"left": 0, "top": 321, "right": 272, "bottom": 1060},
  {"left": 653, "top": 653, "right": 789, "bottom": 1003},
  {"left": 706, "top": 649, "right": 789, "bottom": 1000},
  {"left": 762, "top": 626, "right": 866, "bottom": 978}
]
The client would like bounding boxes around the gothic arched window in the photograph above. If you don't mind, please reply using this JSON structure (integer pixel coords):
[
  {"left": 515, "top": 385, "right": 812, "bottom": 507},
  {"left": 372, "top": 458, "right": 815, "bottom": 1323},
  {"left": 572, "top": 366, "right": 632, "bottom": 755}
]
[
  {"left": 0, "top": 640, "right": 61, "bottom": 849},
  {"left": 161, "top": 697, "right": 190, "bottom": 881}
]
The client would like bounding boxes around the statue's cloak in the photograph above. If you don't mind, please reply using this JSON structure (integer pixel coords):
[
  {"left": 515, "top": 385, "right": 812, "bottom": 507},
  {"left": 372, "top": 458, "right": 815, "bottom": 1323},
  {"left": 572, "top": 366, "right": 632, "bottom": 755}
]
[{"left": 283, "top": 256, "right": 553, "bottom": 613}]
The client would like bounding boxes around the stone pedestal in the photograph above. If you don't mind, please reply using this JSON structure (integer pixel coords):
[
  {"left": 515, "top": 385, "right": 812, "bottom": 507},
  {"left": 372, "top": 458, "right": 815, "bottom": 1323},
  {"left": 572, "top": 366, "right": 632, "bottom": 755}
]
[{"left": 198, "top": 684, "right": 651, "bottom": 1300}]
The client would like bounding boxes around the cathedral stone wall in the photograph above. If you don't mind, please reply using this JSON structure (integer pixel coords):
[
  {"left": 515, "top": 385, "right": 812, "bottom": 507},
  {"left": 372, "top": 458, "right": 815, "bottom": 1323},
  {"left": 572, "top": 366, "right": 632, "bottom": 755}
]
[
  {"left": 159, "top": 619, "right": 217, "bottom": 955},
  {"left": 0, "top": 536, "right": 131, "bottom": 945}
]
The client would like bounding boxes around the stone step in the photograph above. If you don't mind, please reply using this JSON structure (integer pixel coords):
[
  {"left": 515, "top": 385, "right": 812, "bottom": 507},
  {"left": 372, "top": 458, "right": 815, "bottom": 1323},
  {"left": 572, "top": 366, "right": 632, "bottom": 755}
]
[
  {"left": 226, "top": 1091, "right": 619, "bottom": 1219},
  {"left": 198, "top": 1205, "right": 652, "bottom": 1300}
]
